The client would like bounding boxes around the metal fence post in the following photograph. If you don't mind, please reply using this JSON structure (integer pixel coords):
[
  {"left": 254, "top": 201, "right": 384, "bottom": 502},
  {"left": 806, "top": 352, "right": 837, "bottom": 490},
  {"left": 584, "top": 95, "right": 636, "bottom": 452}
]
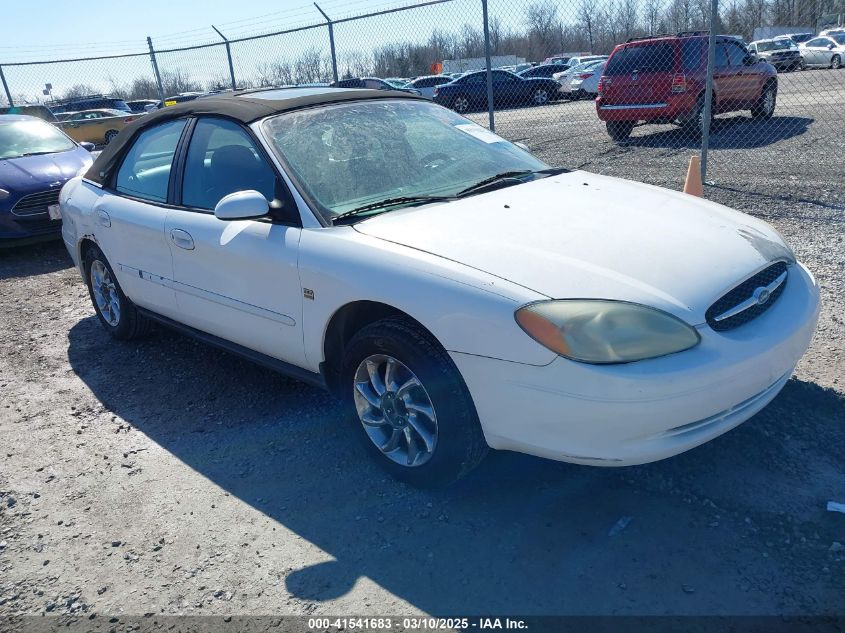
[
  {"left": 0, "top": 65, "right": 13, "bottom": 107},
  {"left": 212, "top": 26, "right": 238, "bottom": 91},
  {"left": 314, "top": 3, "right": 339, "bottom": 83},
  {"left": 700, "top": 0, "right": 719, "bottom": 185},
  {"left": 481, "top": 0, "right": 495, "bottom": 131},
  {"left": 147, "top": 37, "right": 165, "bottom": 103}
]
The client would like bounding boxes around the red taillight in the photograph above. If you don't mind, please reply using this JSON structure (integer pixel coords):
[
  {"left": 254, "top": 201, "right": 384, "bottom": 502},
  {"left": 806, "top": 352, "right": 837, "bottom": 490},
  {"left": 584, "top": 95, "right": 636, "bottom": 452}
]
[
  {"left": 671, "top": 73, "right": 687, "bottom": 93},
  {"left": 577, "top": 73, "right": 592, "bottom": 79},
  {"left": 433, "top": 87, "right": 439, "bottom": 97},
  {"left": 597, "top": 76, "right": 608, "bottom": 94},
  {"left": 123, "top": 116, "right": 137, "bottom": 123}
]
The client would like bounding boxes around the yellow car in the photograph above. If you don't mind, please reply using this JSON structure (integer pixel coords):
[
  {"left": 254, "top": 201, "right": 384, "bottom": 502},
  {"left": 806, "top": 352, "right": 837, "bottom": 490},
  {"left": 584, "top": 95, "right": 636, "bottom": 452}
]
[{"left": 60, "top": 109, "right": 139, "bottom": 145}]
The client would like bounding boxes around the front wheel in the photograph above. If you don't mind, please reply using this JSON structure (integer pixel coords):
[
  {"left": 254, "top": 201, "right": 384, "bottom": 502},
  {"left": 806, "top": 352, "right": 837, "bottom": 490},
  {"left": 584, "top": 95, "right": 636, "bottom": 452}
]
[
  {"left": 342, "top": 316, "right": 488, "bottom": 487},
  {"left": 83, "top": 245, "right": 150, "bottom": 340},
  {"left": 532, "top": 88, "right": 550, "bottom": 106},
  {"left": 452, "top": 95, "right": 471, "bottom": 113},
  {"left": 606, "top": 120, "right": 634, "bottom": 142},
  {"left": 751, "top": 82, "right": 777, "bottom": 119}
]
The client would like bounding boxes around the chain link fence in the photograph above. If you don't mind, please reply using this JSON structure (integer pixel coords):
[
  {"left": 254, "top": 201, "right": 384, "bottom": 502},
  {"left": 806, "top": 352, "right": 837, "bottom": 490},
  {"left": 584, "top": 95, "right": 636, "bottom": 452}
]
[{"left": 1, "top": 0, "right": 843, "bottom": 206}]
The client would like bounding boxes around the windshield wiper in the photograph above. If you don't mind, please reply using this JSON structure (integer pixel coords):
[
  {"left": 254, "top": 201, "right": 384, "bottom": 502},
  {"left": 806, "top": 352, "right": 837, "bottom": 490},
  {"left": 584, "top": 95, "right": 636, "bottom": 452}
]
[
  {"left": 455, "top": 167, "right": 568, "bottom": 198},
  {"left": 19, "top": 151, "right": 56, "bottom": 157},
  {"left": 332, "top": 195, "right": 455, "bottom": 225}
]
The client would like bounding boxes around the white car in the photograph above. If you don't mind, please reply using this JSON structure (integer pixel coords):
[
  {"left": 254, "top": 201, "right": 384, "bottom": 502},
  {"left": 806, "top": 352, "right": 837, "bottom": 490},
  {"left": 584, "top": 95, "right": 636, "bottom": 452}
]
[
  {"left": 404, "top": 75, "right": 452, "bottom": 99},
  {"left": 567, "top": 61, "right": 607, "bottom": 98},
  {"left": 799, "top": 34, "right": 845, "bottom": 68},
  {"left": 553, "top": 59, "right": 606, "bottom": 95},
  {"left": 60, "top": 88, "right": 820, "bottom": 487}
]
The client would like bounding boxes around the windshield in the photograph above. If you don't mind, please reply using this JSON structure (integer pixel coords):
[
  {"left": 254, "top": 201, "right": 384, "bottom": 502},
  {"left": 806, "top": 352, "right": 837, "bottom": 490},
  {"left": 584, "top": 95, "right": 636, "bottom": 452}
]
[
  {"left": 262, "top": 99, "right": 547, "bottom": 219},
  {"left": 834, "top": 34, "right": 845, "bottom": 45},
  {"left": 757, "top": 40, "right": 794, "bottom": 51},
  {"left": 0, "top": 119, "right": 76, "bottom": 159}
]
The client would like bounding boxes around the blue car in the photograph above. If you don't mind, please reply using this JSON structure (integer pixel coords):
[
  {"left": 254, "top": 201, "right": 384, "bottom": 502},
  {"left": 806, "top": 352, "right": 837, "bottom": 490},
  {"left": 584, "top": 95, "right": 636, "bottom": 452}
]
[
  {"left": 0, "top": 115, "right": 94, "bottom": 246},
  {"left": 432, "top": 69, "right": 562, "bottom": 113}
]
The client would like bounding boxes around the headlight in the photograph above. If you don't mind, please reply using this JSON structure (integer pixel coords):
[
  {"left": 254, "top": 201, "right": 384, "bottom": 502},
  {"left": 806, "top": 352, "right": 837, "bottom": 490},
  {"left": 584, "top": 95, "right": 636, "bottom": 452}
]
[
  {"left": 515, "top": 300, "right": 700, "bottom": 364},
  {"left": 0, "top": 188, "right": 9, "bottom": 200}
]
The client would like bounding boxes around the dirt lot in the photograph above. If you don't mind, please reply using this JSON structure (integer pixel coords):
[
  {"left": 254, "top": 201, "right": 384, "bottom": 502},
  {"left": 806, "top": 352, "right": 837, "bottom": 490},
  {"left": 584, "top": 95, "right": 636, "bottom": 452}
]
[{"left": 1, "top": 70, "right": 844, "bottom": 624}]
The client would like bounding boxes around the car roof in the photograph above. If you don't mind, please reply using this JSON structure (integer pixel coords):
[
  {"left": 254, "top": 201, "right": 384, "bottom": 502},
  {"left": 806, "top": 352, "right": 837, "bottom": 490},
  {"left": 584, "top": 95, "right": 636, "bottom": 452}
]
[
  {"left": 85, "top": 87, "right": 424, "bottom": 186},
  {"left": 0, "top": 114, "right": 39, "bottom": 122}
]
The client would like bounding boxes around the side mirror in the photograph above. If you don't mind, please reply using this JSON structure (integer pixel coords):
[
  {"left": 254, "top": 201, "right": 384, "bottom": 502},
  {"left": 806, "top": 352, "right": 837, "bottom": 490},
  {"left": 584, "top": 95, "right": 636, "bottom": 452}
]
[
  {"left": 79, "top": 141, "right": 96, "bottom": 151},
  {"left": 214, "top": 190, "right": 269, "bottom": 220},
  {"left": 829, "top": 43, "right": 836, "bottom": 50},
  {"left": 743, "top": 54, "right": 757, "bottom": 65},
  {"left": 514, "top": 141, "right": 530, "bottom": 152}
]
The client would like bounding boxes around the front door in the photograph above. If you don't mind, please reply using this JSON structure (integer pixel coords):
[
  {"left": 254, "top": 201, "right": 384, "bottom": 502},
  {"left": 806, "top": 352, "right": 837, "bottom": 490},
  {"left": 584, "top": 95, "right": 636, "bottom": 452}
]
[{"left": 164, "top": 117, "right": 306, "bottom": 367}]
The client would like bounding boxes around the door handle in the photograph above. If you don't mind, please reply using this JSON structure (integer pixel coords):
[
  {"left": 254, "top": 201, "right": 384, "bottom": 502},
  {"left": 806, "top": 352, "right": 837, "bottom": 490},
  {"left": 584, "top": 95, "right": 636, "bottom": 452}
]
[
  {"left": 97, "top": 209, "right": 111, "bottom": 227},
  {"left": 170, "top": 228, "right": 195, "bottom": 250}
]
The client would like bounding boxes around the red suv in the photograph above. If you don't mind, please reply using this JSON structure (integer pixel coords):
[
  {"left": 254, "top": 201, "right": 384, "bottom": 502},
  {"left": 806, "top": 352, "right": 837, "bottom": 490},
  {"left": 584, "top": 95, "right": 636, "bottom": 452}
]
[{"left": 596, "top": 32, "right": 778, "bottom": 141}]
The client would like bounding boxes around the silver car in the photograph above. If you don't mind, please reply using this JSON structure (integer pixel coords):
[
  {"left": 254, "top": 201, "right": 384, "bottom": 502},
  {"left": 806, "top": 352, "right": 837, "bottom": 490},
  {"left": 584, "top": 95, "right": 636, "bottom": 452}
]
[
  {"left": 553, "top": 59, "right": 606, "bottom": 96},
  {"left": 799, "top": 34, "right": 845, "bottom": 68}
]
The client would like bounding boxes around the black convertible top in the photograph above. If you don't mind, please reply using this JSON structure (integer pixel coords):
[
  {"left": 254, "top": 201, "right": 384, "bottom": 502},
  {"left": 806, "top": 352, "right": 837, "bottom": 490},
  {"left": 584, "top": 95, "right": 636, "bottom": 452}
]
[{"left": 85, "top": 87, "right": 423, "bottom": 185}]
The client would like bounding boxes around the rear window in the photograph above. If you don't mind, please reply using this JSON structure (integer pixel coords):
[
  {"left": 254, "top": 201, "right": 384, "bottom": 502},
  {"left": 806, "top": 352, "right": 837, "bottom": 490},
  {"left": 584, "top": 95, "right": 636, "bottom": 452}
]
[
  {"left": 605, "top": 42, "right": 675, "bottom": 75},
  {"left": 681, "top": 39, "right": 705, "bottom": 69}
]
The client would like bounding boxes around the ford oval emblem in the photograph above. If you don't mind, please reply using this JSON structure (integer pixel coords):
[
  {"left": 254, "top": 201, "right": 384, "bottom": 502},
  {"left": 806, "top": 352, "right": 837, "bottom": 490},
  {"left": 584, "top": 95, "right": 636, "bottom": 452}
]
[{"left": 753, "top": 287, "right": 771, "bottom": 305}]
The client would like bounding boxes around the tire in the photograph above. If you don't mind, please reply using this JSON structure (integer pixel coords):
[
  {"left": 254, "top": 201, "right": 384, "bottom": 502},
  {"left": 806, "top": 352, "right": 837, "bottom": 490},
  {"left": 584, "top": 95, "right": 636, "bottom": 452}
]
[
  {"left": 832, "top": 55, "right": 842, "bottom": 70},
  {"left": 341, "top": 316, "right": 488, "bottom": 487},
  {"left": 83, "top": 244, "right": 151, "bottom": 340},
  {"left": 532, "top": 87, "right": 550, "bottom": 106},
  {"left": 681, "top": 95, "right": 713, "bottom": 138},
  {"left": 606, "top": 120, "right": 634, "bottom": 142},
  {"left": 104, "top": 129, "right": 119, "bottom": 144},
  {"left": 452, "top": 95, "right": 471, "bottom": 113},
  {"left": 751, "top": 81, "right": 777, "bottom": 119}
]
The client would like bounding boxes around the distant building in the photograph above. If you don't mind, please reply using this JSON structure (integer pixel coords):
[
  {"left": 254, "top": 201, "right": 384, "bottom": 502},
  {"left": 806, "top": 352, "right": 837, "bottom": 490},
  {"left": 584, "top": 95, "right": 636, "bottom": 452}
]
[
  {"left": 442, "top": 55, "right": 526, "bottom": 73},
  {"left": 752, "top": 26, "right": 814, "bottom": 40}
]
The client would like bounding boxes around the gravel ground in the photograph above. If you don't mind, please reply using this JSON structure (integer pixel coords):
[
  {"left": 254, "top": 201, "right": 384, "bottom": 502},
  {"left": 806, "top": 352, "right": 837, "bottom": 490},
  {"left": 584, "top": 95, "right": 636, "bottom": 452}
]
[{"left": 1, "top": 70, "right": 844, "bottom": 624}]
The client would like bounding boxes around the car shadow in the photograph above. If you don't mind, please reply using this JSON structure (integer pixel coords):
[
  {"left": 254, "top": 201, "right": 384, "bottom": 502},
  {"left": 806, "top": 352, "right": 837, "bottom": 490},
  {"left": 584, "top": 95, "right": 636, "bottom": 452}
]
[
  {"left": 66, "top": 316, "right": 845, "bottom": 615},
  {"left": 0, "top": 239, "right": 73, "bottom": 280},
  {"left": 625, "top": 116, "right": 813, "bottom": 150}
]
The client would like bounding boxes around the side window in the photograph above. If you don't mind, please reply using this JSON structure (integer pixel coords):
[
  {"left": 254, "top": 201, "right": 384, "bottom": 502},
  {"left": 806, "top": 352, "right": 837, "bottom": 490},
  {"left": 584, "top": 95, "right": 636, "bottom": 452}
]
[
  {"left": 715, "top": 44, "right": 729, "bottom": 68},
  {"left": 115, "top": 118, "right": 186, "bottom": 203},
  {"left": 726, "top": 42, "right": 748, "bottom": 66},
  {"left": 806, "top": 38, "right": 824, "bottom": 47},
  {"left": 461, "top": 74, "right": 483, "bottom": 84},
  {"left": 181, "top": 118, "right": 277, "bottom": 211}
]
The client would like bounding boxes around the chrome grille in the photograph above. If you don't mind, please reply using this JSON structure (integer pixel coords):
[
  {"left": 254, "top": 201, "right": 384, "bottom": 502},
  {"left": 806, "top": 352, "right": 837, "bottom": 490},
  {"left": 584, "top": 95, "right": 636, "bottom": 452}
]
[
  {"left": 11, "top": 189, "right": 61, "bottom": 216},
  {"left": 705, "top": 262, "right": 788, "bottom": 332}
]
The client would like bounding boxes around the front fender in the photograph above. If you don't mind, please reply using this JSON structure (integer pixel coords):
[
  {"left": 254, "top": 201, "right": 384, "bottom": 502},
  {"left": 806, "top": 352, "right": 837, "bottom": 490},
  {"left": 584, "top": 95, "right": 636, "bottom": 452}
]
[{"left": 297, "top": 227, "right": 557, "bottom": 372}]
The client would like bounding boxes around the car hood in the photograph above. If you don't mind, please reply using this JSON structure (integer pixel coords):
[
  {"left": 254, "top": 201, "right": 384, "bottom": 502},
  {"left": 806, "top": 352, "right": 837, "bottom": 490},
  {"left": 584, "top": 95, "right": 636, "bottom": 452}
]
[
  {"left": 0, "top": 147, "right": 92, "bottom": 191},
  {"left": 353, "top": 171, "right": 794, "bottom": 325}
]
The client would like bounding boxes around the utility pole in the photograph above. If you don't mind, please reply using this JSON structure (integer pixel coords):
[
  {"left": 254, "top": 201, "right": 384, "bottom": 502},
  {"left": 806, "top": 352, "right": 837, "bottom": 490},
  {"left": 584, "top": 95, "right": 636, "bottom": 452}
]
[
  {"left": 212, "top": 25, "right": 238, "bottom": 91},
  {"left": 147, "top": 37, "right": 165, "bottom": 103}
]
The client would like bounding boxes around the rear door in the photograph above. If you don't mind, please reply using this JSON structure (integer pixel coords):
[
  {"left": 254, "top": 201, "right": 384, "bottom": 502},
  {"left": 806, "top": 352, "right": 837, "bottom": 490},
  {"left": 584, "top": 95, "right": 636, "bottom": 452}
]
[
  {"left": 164, "top": 117, "right": 306, "bottom": 366},
  {"left": 600, "top": 41, "right": 676, "bottom": 105},
  {"left": 93, "top": 118, "right": 187, "bottom": 319},
  {"left": 725, "top": 40, "right": 759, "bottom": 105},
  {"left": 711, "top": 43, "right": 740, "bottom": 109}
]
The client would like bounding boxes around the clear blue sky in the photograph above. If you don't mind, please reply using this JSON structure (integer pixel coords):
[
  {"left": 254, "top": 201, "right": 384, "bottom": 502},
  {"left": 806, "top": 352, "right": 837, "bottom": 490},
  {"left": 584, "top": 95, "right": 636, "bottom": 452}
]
[{"left": 1, "top": 0, "right": 527, "bottom": 101}]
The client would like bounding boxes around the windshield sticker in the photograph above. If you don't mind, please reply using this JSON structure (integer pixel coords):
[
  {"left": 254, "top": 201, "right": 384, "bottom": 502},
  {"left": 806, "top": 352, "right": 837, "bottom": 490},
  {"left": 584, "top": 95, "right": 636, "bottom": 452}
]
[{"left": 455, "top": 123, "right": 503, "bottom": 144}]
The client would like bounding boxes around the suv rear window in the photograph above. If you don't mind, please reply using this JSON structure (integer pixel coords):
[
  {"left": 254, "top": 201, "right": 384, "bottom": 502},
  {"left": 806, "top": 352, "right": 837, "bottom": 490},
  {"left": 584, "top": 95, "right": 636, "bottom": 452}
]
[
  {"left": 681, "top": 39, "right": 705, "bottom": 69},
  {"left": 605, "top": 42, "right": 675, "bottom": 75}
]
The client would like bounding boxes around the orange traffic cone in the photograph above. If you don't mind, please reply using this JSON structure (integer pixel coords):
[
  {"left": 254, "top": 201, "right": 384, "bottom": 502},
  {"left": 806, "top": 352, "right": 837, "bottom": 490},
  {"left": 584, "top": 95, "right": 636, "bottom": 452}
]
[{"left": 683, "top": 154, "right": 703, "bottom": 197}]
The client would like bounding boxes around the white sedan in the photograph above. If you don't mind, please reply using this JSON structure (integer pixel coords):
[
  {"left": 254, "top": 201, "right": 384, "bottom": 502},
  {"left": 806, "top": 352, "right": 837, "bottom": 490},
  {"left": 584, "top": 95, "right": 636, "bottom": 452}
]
[{"left": 59, "top": 87, "right": 820, "bottom": 487}]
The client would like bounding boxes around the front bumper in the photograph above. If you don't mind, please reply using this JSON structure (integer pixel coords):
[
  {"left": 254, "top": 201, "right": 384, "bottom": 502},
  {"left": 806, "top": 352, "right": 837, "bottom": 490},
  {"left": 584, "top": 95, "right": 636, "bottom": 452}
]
[
  {"left": 0, "top": 211, "right": 62, "bottom": 246},
  {"left": 451, "top": 262, "right": 820, "bottom": 466}
]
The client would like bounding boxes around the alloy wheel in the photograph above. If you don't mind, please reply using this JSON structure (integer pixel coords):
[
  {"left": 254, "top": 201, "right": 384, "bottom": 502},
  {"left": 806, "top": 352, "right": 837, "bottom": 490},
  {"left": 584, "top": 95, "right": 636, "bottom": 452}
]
[
  {"left": 533, "top": 89, "right": 549, "bottom": 105},
  {"left": 353, "top": 354, "right": 438, "bottom": 467},
  {"left": 763, "top": 88, "right": 775, "bottom": 115},
  {"left": 90, "top": 260, "right": 120, "bottom": 326},
  {"left": 453, "top": 96, "right": 470, "bottom": 113}
]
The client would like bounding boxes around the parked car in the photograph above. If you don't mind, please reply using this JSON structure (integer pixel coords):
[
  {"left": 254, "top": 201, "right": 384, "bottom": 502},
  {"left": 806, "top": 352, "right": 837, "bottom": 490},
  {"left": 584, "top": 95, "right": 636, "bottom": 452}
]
[
  {"left": 126, "top": 99, "right": 158, "bottom": 113},
  {"left": 563, "top": 55, "right": 608, "bottom": 68},
  {"left": 59, "top": 88, "right": 819, "bottom": 486},
  {"left": 799, "top": 35, "right": 845, "bottom": 68},
  {"left": 597, "top": 33, "right": 777, "bottom": 141},
  {"left": 554, "top": 59, "right": 607, "bottom": 97},
  {"left": 748, "top": 38, "right": 804, "bottom": 70},
  {"left": 330, "top": 77, "right": 421, "bottom": 95},
  {"left": 163, "top": 92, "right": 205, "bottom": 106},
  {"left": 0, "top": 114, "right": 94, "bottom": 245},
  {"left": 819, "top": 27, "right": 845, "bottom": 37},
  {"left": 51, "top": 94, "right": 131, "bottom": 114},
  {"left": 568, "top": 60, "right": 607, "bottom": 98},
  {"left": 781, "top": 32, "right": 814, "bottom": 44},
  {"left": 433, "top": 69, "right": 561, "bottom": 112},
  {"left": 0, "top": 104, "right": 59, "bottom": 124},
  {"left": 518, "top": 63, "right": 567, "bottom": 78},
  {"left": 60, "top": 109, "right": 139, "bottom": 145},
  {"left": 404, "top": 75, "right": 452, "bottom": 99}
]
